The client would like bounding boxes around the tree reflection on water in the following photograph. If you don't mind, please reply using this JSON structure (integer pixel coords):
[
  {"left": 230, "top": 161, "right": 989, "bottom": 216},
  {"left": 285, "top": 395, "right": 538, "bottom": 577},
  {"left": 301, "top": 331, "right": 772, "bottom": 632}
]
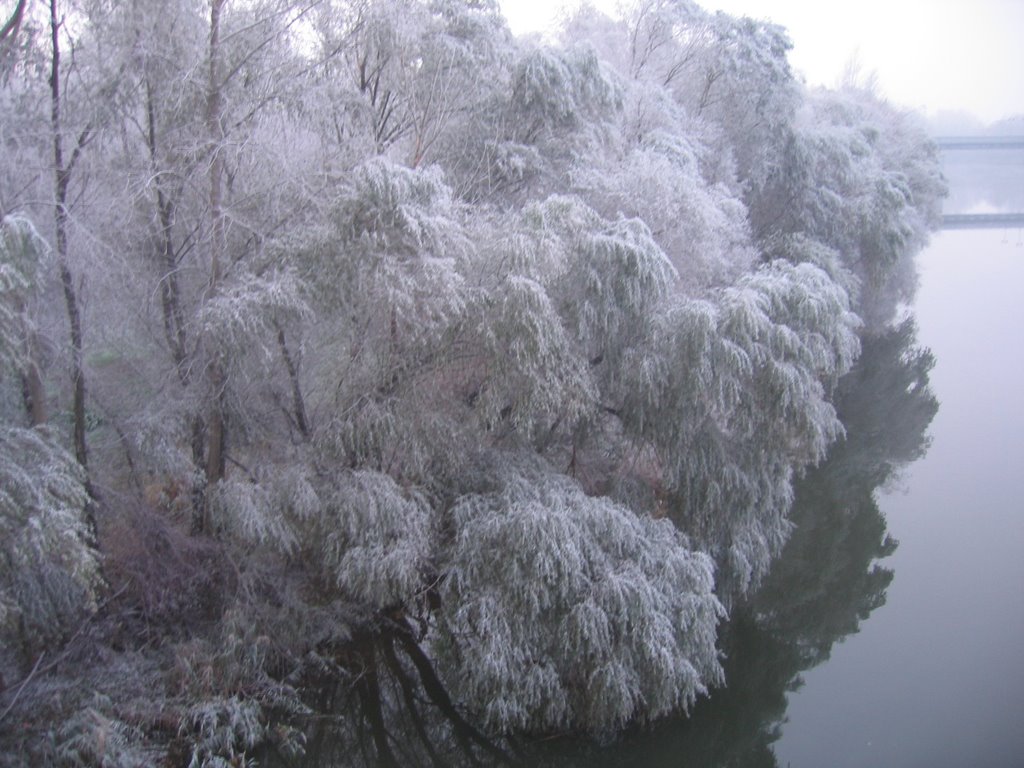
[
  {"left": 524, "top": 318, "right": 938, "bottom": 768},
  {"left": 266, "top": 319, "right": 937, "bottom": 768}
]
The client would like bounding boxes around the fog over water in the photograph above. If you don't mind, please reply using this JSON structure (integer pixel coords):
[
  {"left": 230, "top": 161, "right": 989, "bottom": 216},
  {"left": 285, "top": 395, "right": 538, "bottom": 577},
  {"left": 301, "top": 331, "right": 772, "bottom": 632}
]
[
  {"left": 773, "top": 226, "right": 1024, "bottom": 767},
  {"left": 941, "top": 149, "right": 1024, "bottom": 214}
]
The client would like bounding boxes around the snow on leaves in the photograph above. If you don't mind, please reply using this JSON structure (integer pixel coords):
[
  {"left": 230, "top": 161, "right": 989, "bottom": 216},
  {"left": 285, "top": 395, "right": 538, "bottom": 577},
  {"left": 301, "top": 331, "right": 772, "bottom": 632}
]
[
  {"left": 317, "top": 470, "right": 431, "bottom": 611},
  {"left": 308, "top": 157, "right": 469, "bottom": 347},
  {"left": 436, "top": 461, "right": 723, "bottom": 734},
  {"left": 511, "top": 44, "right": 622, "bottom": 138},
  {"left": 0, "top": 214, "right": 49, "bottom": 371},
  {"left": 623, "top": 260, "right": 861, "bottom": 593},
  {"left": 0, "top": 0, "right": 948, "bottom": 754},
  {"left": 573, "top": 129, "right": 755, "bottom": 289},
  {"left": 197, "top": 268, "right": 311, "bottom": 362},
  {"left": 0, "top": 426, "right": 98, "bottom": 655},
  {"left": 750, "top": 86, "right": 946, "bottom": 327},
  {"left": 472, "top": 272, "right": 595, "bottom": 438}
]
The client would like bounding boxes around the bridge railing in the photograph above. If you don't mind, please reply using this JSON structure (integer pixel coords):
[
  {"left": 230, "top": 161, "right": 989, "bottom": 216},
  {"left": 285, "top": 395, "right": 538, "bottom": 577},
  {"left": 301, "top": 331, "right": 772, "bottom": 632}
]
[
  {"left": 942, "top": 213, "right": 1024, "bottom": 230},
  {"left": 935, "top": 136, "right": 1024, "bottom": 151}
]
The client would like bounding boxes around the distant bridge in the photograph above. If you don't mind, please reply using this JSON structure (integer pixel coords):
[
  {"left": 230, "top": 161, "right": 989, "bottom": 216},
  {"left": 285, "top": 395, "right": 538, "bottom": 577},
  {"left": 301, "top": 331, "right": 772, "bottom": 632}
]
[
  {"left": 935, "top": 136, "right": 1024, "bottom": 151},
  {"left": 936, "top": 137, "right": 1024, "bottom": 228},
  {"left": 942, "top": 213, "right": 1024, "bottom": 230}
]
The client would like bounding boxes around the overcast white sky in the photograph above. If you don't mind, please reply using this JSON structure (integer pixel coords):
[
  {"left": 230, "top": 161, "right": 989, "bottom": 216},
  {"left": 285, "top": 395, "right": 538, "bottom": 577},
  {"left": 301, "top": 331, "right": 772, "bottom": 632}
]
[{"left": 499, "top": 0, "right": 1024, "bottom": 124}]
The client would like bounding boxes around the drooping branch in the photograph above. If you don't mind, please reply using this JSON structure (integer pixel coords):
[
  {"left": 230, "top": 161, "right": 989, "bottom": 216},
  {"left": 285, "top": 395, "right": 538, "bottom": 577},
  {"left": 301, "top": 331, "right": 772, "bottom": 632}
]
[{"left": 388, "top": 616, "right": 513, "bottom": 766}]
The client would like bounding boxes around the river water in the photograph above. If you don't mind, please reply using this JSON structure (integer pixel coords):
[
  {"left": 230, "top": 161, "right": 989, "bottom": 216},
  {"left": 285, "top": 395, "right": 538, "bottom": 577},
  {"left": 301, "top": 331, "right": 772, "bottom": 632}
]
[{"left": 773, "top": 227, "right": 1024, "bottom": 767}]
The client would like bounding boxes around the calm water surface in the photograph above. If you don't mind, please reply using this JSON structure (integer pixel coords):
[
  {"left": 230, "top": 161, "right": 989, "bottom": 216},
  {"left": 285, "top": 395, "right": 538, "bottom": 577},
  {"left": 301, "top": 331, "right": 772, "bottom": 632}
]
[{"left": 773, "top": 228, "right": 1024, "bottom": 768}]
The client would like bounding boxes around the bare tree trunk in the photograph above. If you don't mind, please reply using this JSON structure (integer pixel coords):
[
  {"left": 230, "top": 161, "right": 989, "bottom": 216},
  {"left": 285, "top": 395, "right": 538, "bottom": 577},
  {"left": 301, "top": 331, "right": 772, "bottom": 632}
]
[
  {"left": 19, "top": 345, "right": 46, "bottom": 426},
  {"left": 197, "top": 0, "right": 227, "bottom": 534},
  {"left": 277, "top": 325, "right": 310, "bottom": 439},
  {"left": 48, "top": 0, "right": 92, "bottom": 500},
  {"left": 145, "top": 79, "right": 190, "bottom": 380}
]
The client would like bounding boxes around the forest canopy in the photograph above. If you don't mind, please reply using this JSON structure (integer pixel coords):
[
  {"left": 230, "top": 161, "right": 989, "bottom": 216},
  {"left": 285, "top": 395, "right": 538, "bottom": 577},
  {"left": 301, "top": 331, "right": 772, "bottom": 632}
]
[{"left": 0, "top": 0, "right": 944, "bottom": 765}]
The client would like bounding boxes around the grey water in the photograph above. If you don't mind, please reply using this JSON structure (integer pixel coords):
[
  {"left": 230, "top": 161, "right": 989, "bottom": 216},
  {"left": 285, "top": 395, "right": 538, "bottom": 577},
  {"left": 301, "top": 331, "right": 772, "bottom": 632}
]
[
  {"left": 772, "top": 229, "right": 1024, "bottom": 766},
  {"left": 940, "top": 147, "right": 1024, "bottom": 215}
]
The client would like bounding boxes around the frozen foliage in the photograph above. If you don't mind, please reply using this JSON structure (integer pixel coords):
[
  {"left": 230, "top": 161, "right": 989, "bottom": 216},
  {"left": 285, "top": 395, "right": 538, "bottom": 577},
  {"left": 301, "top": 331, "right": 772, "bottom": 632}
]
[
  {"left": 461, "top": 194, "right": 673, "bottom": 438},
  {"left": 0, "top": 0, "right": 949, "bottom": 760},
  {"left": 581, "top": 0, "right": 798, "bottom": 190},
  {"left": 513, "top": 195, "right": 677, "bottom": 409},
  {"left": 49, "top": 689, "right": 165, "bottom": 768},
  {"left": 197, "top": 268, "right": 311, "bottom": 362},
  {"left": 303, "top": 158, "right": 468, "bottom": 347},
  {"left": 624, "top": 260, "right": 861, "bottom": 593},
  {"left": 181, "top": 696, "right": 264, "bottom": 768},
  {"left": 748, "top": 86, "right": 946, "bottom": 326},
  {"left": 295, "top": 158, "right": 475, "bottom": 474},
  {"left": 547, "top": 200, "right": 677, "bottom": 358},
  {"left": 512, "top": 44, "right": 621, "bottom": 136},
  {"left": 0, "top": 426, "right": 98, "bottom": 658},
  {"left": 207, "top": 470, "right": 311, "bottom": 555},
  {"left": 317, "top": 470, "right": 432, "bottom": 611},
  {"left": 53, "top": 696, "right": 149, "bottom": 768},
  {"left": 686, "top": 12, "right": 799, "bottom": 189},
  {"left": 470, "top": 272, "right": 596, "bottom": 438},
  {"left": 432, "top": 41, "right": 627, "bottom": 204},
  {"left": 573, "top": 130, "right": 755, "bottom": 288},
  {"left": 0, "top": 213, "right": 48, "bottom": 370},
  {"left": 336, "top": 0, "right": 512, "bottom": 164},
  {"left": 436, "top": 460, "right": 723, "bottom": 734},
  {"left": 207, "top": 466, "right": 433, "bottom": 613}
]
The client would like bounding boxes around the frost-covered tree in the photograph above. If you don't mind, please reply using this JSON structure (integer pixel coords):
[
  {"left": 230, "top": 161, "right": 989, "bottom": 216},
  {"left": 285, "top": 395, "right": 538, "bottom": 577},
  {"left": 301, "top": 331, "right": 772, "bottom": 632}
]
[
  {"left": 0, "top": 0, "right": 125, "bottom": 479},
  {"left": 620, "top": 260, "right": 861, "bottom": 594},
  {"left": 0, "top": 214, "right": 50, "bottom": 424},
  {"left": 287, "top": 157, "right": 473, "bottom": 481},
  {"left": 0, "top": 425, "right": 98, "bottom": 672},
  {"left": 679, "top": 10, "right": 798, "bottom": 191},
  {"left": 54, "top": 0, "right": 337, "bottom": 526},
  {"left": 333, "top": 0, "right": 513, "bottom": 168},
  {"left": 429, "top": 38, "right": 623, "bottom": 205},
  {"left": 573, "top": 1, "right": 799, "bottom": 192},
  {"left": 1, "top": 216, "right": 95, "bottom": 741},
  {"left": 748, "top": 86, "right": 945, "bottom": 328},
  {"left": 572, "top": 127, "right": 755, "bottom": 289},
  {"left": 434, "top": 456, "right": 723, "bottom": 735},
  {"left": 0, "top": 1, "right": 950, "bottom": 761}
]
